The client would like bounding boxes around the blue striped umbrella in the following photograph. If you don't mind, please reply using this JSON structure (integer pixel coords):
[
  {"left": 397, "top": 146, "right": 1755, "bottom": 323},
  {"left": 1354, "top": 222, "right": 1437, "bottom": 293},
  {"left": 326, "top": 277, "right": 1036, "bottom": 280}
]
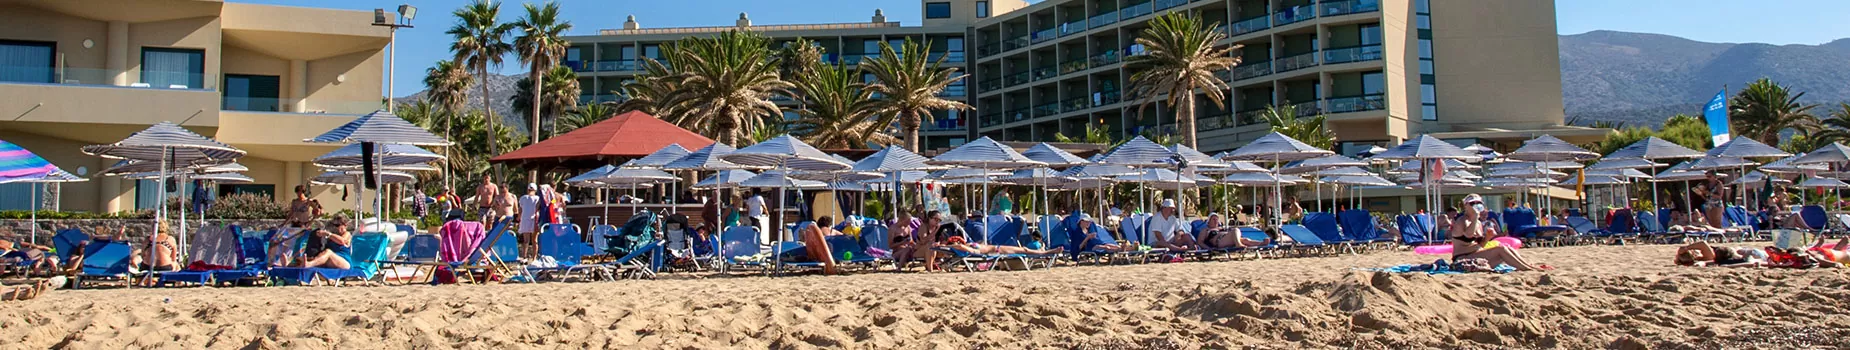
[
  {"left": 721, "top": 135, "right": 849, "bottom": 171},
  {"left": 740, "top": 170, "right": 827, "bottom": 189},
  {"left": 1791, "top": 143, "right": 1850, "bottom": 165},
  {"left": 313, "top": 143, "right": 445, "bottom": 168},
  {"left": 858, "top": 171, "right": 929, "bottom": 185},
  {"left": 852, "top": 146, "right": 941, "bottom": 173},
  {"left": 99, "top": 158, "right": 237, "bottom": 176},
  {"left": 565, "top": 165, "right": 618, "bottom": 186},
  {"left": 1507, "top": 135, "right": 1599, "bottom": 162},
  {"left": 1278, "top": 154, "right": 1367, "bottom": 175},
  {"left": 1168, "top": 144, "right": 1229, "bottom": 168},
  {"left": 692, "top": 170, "right": 759, "bottom": 190},
  {"left": 927, "top": 136, "right": 1044, "bottom": 169},
  {"left": 83, "top": 122, "right": 245, "bottom": 165},
  {"left": 1223, "top": 132, "right": 1333, "bottom": 163},
  {"left": 1096, "top": 136, "right": 1177, "bottom": 167},
  {"left": 628, "top": 144, "right": 692, "bottom": 168},
  {"left": 1706, "top": 137, "right": 1790, "bottom": 159},
  {"left": 1760, "top": 153, "right": 1828, "bottom": 174},
  {"left": 927, "top": 168, "right": 1008, "bottom": 180},
  {"left": 1322, "top": 174, "right": 1396, "bottom": 187},
  {"left": 306, "top": 110, "right": 450, "bottom": 146},
  {"left": 1586, "top": 158, "right": 1664, "bottom": 170},
  {"left": 1022, "top": 143, "right": 1091, "bottom": 168},
  {"left": 664, "top": 143, "right": 752, "bottom": 171},
  {"left": 1602, "top": 136, "right": 1705, "bottom": 161},
  {"left": 313, "top": 170, "right": 417, "bottom": 185},
  {"left": 1368, "top": 134, "right": 1476, "bottom": 161},
  {"left": 997, "top": 168, "right": 1075, "bottom": 185}
]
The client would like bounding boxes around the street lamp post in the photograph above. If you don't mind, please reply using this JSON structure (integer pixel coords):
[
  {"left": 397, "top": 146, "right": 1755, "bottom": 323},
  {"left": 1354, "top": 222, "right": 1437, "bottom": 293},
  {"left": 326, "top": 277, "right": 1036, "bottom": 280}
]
[{"left": 374, "top": 4, "right": 416, "bottom": 113}]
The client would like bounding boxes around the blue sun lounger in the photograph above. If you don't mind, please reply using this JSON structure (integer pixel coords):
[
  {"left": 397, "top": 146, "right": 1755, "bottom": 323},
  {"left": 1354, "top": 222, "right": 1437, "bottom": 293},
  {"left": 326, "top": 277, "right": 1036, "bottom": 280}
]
[
  {"left": 73, "top": 241, "right": 133, "bottom": 288},
  {"left": 267, "top": 233, "right": 392, "bottom": 286},
  {"left": 157, "top": 225, "right": 244, "bottom": 287},
  {"left": 1278, "top": 224, "right": 1329, "bottom": 256}
]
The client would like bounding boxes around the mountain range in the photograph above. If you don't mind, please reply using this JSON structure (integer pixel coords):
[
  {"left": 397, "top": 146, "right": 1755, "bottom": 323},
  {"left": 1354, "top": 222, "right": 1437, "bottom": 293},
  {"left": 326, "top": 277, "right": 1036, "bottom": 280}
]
[
  {"left": 1560, "top": 30, "right": 1850, "bottom": 127},
  {"left": 393, "top": 30, "right": 1850, "bottom": 132}
]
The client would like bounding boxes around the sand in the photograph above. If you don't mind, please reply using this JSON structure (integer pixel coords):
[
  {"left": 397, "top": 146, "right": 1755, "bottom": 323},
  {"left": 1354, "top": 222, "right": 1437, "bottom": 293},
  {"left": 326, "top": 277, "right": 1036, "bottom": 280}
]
[{"left": 2, "top": 244, "right": 1847, "bottom": 349}]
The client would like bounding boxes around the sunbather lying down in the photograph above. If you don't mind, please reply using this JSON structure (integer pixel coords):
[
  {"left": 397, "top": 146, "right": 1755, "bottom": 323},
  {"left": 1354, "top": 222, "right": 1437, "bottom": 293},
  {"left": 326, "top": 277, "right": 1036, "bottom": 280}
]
[
  {"left": 942, "top": 236, "right": 1063, "bottom": 256},
  {"left": 2, "top": 276, "right": 63, "bottom": 301},
  {"left": 1674, "top": 242, "right": 1768, "bottom": 267},
  {"left": 1809, "top": 237, "right": 1849, "bottom": 268}
]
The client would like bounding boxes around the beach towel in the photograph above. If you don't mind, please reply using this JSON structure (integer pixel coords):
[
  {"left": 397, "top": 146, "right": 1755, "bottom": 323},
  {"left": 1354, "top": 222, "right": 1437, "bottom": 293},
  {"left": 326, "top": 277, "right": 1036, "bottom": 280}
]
[
  {"left": 1368, "top": 259, "right": 1516, "bottom": 275},
  {"left": 185, "top": 224, "right": 241, "bottom": 269},
  {"left": 439, "top": 220, "right": 487, "bottom": 262}
]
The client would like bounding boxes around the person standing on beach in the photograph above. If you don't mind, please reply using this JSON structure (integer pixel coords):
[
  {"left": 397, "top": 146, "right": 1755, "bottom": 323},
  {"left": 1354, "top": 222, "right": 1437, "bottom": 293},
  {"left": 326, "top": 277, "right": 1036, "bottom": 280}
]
[
  {"left": 746, "top": 189, "right": 768, "bottom": 242},
  {"left": 495, "top": 184, "right": 518, "bottom": 226},
  {"left": 410, "top": 186, "right": 429, "bottom": 223},
  {"left": 476, "top": 175, "right": 499, "bottom": 224},
  {"left": 517, "top": 183, "right": 541, "bottom": 261},
  {"left": 287, "top": 185, "right": 322, "bottom": 228}
]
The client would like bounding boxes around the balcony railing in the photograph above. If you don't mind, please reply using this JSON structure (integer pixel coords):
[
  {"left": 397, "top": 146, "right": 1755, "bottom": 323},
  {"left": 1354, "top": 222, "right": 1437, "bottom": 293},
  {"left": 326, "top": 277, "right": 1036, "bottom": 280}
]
[
  {"left": 1090, "top": 51, "right": 1121, "bottom": 66},
  {"left": 1031, "top": 66, "right": 1057, "bottom": 81},
  {"left": 1003, "top": 71, "right": 1032, "bottom": 86},
  {"left": 223, "top": 97, "right": 281, "bottom": 112},
  {"left": 1031, "top": 28, "right": 1058, "bottom": 44},
  {"left": 1004, "top": 35, "right": 1031, "bottom": 51},
  {"left": 1007, "top": 107, "right": 1031, "bottom": 122},
  {"left": 1, "top": 66, "right": 223, "bottom": 90},
  {"left": 978, "top": 42, "right": 1003, "bottom": 57},
  {"left": 1061, "top": 97, "right": 1090, "bottom": 113},
  {"left": 1323, "top": 45, "right": 1384, "bottom": 64},
  {"left": 841, "top": 54, "right": 878, "bottom": 65},
  {"left": 1121, "top": 1, "right": 1155, "bottom": 20},
  {"left": 979, "top": 78, "right": 1003, "bottom": 92},
  {"left": 563, "top": 61, "right": 586, "bottom": 72},
  {"left": 1059, "top": 57, "right": 1090, "bottom": 74},
  {"left": 1090, "top": 11, "right": 1120, "bottom": 29},
  {"left": 1273, "top": 5, "right": 1317, "bottom": 25},
  {"left": 1286, "top": 100, "right": 1323, "bottom": 116},
  {"left": 579, "top": 94, "right": 619, "bottom": 105},
  {"left": 1092, "top": 90, "right": 1122, "bottom": 107},
  {"left": 1230, "top": 16, "right": 1270, "bottom": 35},
  {"left": 1060, "top": 20, "right": 1088, "bottom": 36},
  {"left": 926, "top": 117, "right": 967, "bottom": 131},
  {"left": 981, "top": 112, "right": 1003, "bottom": 127},
  {"left": 1236, "top": 109, "right": 1267, "bottom": 126},
  {"left": 1032, "top": 102, "right": 1061, "bottom": 118},
  {"left": 1327, "top": 93, "right": 1386, "bottom": 113},
  {"left": 1276, "top": 51, "right": 1319, "bottom": 72},
  {"left": 593, "top": 59, "right": 637, "bottom": 71},
  {"left": 929, "top": 52, "right": 967, "bottom": 63},
  {"left": 1156, "top": 0, "right": 1189, "bottom": 11},
  {"left": 1232, "top": 61, "right": 1273, "bottom": 80},
  {"left": 940, "top": 85, "right": 968, "bottom": 97},
  {"left": 1321, "top": 0, "right": 1381, "bottom": 16},
  {"left": 1199, "top": 111, "right": 1232, "bottom": 131}
]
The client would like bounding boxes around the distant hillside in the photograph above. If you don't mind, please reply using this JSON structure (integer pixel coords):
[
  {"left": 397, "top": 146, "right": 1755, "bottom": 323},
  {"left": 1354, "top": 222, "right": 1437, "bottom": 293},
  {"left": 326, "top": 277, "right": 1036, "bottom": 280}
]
[
  {"left": 393, "top": 73, "right": 526, "bottom": 134},
  {"left": 1561, "top": 30, "right": 1850, "bottom": 127}
]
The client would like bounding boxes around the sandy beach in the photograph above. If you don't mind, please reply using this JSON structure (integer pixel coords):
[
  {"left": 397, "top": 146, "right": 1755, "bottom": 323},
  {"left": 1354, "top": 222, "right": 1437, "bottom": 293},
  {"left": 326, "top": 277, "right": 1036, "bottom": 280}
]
[{"left": 1, "top": 243, "right": 1846, "bottom": 349}]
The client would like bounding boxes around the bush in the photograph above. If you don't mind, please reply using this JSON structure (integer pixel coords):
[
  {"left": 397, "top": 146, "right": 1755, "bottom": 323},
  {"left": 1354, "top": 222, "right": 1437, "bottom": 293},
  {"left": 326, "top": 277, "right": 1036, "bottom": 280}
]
[
  {"left": 0, "top": 210, "right": 150, "bottom": 220},
  {"left": 203, "top": 193, "right": 287, "bottom": 220}
]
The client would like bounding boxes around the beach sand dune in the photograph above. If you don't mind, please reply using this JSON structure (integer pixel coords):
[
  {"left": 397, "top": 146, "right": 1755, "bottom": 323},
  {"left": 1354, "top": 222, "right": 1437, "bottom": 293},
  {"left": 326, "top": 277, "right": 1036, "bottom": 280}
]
[{"left": 2, "top": 244, "right": 1847, "bottom": 349}]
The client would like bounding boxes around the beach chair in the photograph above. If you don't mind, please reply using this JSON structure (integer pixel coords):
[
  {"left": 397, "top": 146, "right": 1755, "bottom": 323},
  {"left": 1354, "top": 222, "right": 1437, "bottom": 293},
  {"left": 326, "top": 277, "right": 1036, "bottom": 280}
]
[
  {"left": 1724, "top": 206, "right": 1759, "bottom": 241},
  {"left": 374, "top": 234, "right": 441, "bottom": 284},
  {"left": 51, "top": 228, "right": 91, "bottom": 266},
  {"left": 267, "top": 233, "right": 393, "bottom": 286},
  {"left": 528, "top": 224, "right": 610, "bottom": 281},
  {"left": 587, "top": 224, "right": 618, "bottom": 258},
  {"left": 605, "top": 239, "right": 664, "bottom": 279},
  {"left": 1067, "top": 222, "right": 1134, "bottom": 265},
  {"left": 474, "top": 220, "right": 532, "bottom": 283},
  {"left": 73, "top": 241, "right": 133, "bottom": 288},
  {"left": 1234, "top": 227, "right": 1278, "bottom": 259},
  {"left": 1800, "top": 205, "right": 1828, "bottom": 239},
  {"left": 157, "top": 225, "right": 243, "bottom": 287},
  {"left": 986, "top": 215, "right": 1024, "bottom": 247},
  {"left": 1277, "top": 225, "right": 1330, "bottom": 256},
  {"left": 1042, "top": 215, "right": 1068, "bottom": 258},
  {"left": 1414, "top": 213, "right": 1441, "bottom": 242},
  {"left": 1396, "top": 215, "right": 1436, "bottom": 247},
  {"left": 207, "top": 228, "right": 289, "bottom": 286},
  {"left": 1301, "top": 212, "right": 1353, "bottom": 254},
  {"left": 1338, "top": 210, "right": 1390, "bottom": 251},
  {"left": 1501, "top": 208, "right": 1572, "bottom": 246},
  {"left": 858, "top": 224, "right": 899, "bottom": 269},
  {"left": 781, "top": 235, "right": 881, "bottom": 274},
  {"left": 719, "top": 226, "right": 768, "bottom": 273}
]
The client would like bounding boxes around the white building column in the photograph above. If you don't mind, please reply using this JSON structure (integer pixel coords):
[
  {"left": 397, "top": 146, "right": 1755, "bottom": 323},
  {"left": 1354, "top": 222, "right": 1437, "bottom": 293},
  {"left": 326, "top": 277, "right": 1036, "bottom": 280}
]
[
  {"left": 107, "top": 21, "right": 129, "bottom": 86},
  {"left": 289, "top": 60, "right": 308, "bottom": 112},
  {"left": 100, "top": 177, "right": 123, "bottom": 213}
]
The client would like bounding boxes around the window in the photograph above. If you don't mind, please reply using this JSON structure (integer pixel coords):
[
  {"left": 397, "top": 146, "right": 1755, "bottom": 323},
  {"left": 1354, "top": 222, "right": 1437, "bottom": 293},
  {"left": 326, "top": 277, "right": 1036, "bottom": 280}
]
[
  {"left": 926, "top": 2, "right": 952, "bottom": 18},
  {"left": 976, "top": 1, "right": 990, "bottom": 18},
  {"left": 1362, "top": 72, "right": 1385, "bottom": 95},
  {"left": 1419, "top": 60, "right": 1435, "bottom": 75},
  {"left": 1415, "top": 0, "right": 1430, "bottom": 14},
  {"left": 863, "top": 39, "right": 881, "bottom": 54},
  {"left": 1422, "top": 105, "right": 1438, "bottom": 121},
  {"left": 1418, "top": 40, "right": 1433, "bottom": 59},
  {"left": 642, "top": 45, "right": 661, "bottom": 60},
  {"left": 223, "top": 74, "right": 281, "bottom": 112},
  {"left": 1360, "top": 24, "right": 1383, "bottom": 46},
  {"left": 1416, "top": 14, "right": 1430, "bottom": 30},
  {"left": 0, "top": 40, "right": 55, "bottom": 83},
  {"left": 141, "top": 47, "right": 204, "bottom": 89},
  {"left": 0, "top": 183, "right": 40, "bottom": 210},
  {"left": 1421, "top": 84, "right": 1437, "bottom": 104},
  {"left": 947, "top": 37, "right": 965, "bottom": 52},
  {"left": 620, "top": 45, "right": 636, "bottom": 59}
]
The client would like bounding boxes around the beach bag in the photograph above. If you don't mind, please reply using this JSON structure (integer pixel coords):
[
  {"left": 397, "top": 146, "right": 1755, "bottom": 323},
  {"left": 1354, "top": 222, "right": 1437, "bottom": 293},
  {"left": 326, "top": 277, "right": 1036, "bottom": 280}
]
[
  {"left": 1452, "top": 258, "right": 1495, "bottom": 273},
  {"left": 1771, "top": 230, "right": 1809, "bottom": 249}
]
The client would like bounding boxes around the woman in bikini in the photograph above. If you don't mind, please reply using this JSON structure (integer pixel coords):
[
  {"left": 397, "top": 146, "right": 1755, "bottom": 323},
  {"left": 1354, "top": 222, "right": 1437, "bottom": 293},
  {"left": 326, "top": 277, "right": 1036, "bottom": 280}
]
[
  {"left": 1450, "top": 194, "right": 1549, "bottom": 271},
  {"left": 1673, "top": 241, "right": 1768, "bottom": 267},
  {"left": 940, "top": 236, "right": 1063, "bottom": 255}
]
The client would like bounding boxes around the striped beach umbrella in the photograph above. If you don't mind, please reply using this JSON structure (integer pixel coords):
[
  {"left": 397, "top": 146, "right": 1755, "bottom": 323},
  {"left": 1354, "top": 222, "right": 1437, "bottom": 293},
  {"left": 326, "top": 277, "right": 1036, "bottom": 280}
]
[
  {"left": 314, "top": 142, "right": 445, "bottom": 168},
  {"left": 0, "top": 140, "right": 57, "bottom": 184},
  {"left": 306, "top": 110, "right": 450, "bottom": 146}
]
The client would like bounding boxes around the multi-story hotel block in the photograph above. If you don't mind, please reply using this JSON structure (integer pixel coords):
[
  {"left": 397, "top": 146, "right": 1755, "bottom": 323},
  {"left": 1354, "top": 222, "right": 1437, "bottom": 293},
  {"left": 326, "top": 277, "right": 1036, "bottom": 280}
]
[{"left": 0, "top": 0, "right": 392, "bottom": 213}]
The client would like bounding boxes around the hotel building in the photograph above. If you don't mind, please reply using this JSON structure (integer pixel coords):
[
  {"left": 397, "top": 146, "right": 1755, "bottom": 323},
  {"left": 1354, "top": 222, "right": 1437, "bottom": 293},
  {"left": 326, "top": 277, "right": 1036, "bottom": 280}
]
[{"left": 0, "top": 0, "right": 392, "bottom": 213}]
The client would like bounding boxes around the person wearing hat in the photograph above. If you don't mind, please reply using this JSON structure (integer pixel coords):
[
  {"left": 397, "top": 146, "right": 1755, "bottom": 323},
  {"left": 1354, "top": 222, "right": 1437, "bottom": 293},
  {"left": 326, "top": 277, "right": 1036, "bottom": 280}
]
[
  {"left": 1146, "top": 199, "right": 1199, "bottom": 251},
  {"left": 1067, "top": 214, "right": 1128, "bottom": 254},
  {"left": 517, "top": 183, "right": 542, "bottom": 261},
  {"left": 1450, "top": 194, "right": 1548, "bottom": 271}
]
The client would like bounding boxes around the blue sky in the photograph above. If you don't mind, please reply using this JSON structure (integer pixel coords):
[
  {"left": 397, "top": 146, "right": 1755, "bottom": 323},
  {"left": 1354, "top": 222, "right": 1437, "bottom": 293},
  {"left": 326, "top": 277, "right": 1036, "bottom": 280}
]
[{"left": 228, "top": 0, "right": 1850, "bottom": 98}]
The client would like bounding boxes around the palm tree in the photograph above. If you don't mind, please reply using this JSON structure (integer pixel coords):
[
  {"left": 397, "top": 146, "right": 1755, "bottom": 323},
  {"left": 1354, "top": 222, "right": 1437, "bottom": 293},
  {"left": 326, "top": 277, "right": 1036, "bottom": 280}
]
[
  {"left": 513, "top": 1, "right": 572, "bottom": 146},
  {"left": 422, "top": 60, "right": 472, "bottom": 188},
  {"left": 614, "top": 58, "right": 680, "bottom": 116},
  {"left": 863, "top": 38, "right": 971, "bottom": 151},
  {"left": 1259, "top": 104, "right": 1335, "bottom": 150},
  {"left": 558, "top": 103, "right": 616, "bottom": 133},
  {"left": 447, "top": 0, "right": 514, "bottom": 177},
  {"left": 1729, "top": 78, "right": 1818, "bottom": 145},
  {"left": 775, "top": 38, "right": 824, "bottom": 86},
  {"left": 510, "top": 66, "right": 581, "bottom": 138},
  {"left": 1126, "top": 12, "right": 1239, "bottom": 148},
  {"left": 1053, "top": 123, "right": 1116, "bottom": 145},
  {"left": 1812, "top": 102, "right": 1850, "bottom": 145},
  {"left": 658, "top": 30, "right": 790, "bottom": 145},
  {"left": 791, "top": 62, "right": 894, "bottom": 149}
]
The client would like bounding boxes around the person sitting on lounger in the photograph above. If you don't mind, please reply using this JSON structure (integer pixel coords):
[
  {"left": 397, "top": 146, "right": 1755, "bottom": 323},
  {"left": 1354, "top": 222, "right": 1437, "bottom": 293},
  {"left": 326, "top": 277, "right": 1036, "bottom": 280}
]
[
  {"left": 132, "top": 222, "right": 181, "bottom": 273},
  {"left": 1200, "top": 214, "right": 1270, "bottom": 249},
  {"left": 0, "top": 237, "right": 59, "bottom": 276},
  {"left": 1451, "top": 194, "right": 1549, "bottom": 271},
  {"left": 1806, "top": 237, "right": 1848, "bottom": 268},
  {"left": 1068, "top": 214, "right": 1135, "bottom": 253},
  {"left": 1666, "top": 209, "right": 1725, "bottom": 235},
  {"left": 941, "top": 236, "right": 1063, "bottom": 256},
  {"left": 1674, "top": 241, "right": 1768, "bottom": 267},
  {"left": 799, "top": 216, "right": 842, "bottom": 275},
  {"left": 1147, "top": 199, "right": 1199, "bottom": 251},
  {"left": 300, "top": 216, "right": 354, "bottom": 269}
]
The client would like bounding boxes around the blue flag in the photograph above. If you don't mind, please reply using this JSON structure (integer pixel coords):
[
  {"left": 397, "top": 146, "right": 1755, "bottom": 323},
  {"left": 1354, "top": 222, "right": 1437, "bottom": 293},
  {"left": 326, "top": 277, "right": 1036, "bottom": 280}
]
[{"left": 1703, "top": 89, "right": 1730, "bottom": 145}]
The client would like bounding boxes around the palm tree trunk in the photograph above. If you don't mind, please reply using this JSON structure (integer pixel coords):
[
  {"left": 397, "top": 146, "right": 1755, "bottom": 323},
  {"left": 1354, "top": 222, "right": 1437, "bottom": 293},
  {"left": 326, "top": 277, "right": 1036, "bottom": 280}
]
[
  {"left": 529, "top": 68, "right": 544, "bottom": 184},
  {"left": 482, "top": 66, "right": 502, "bottom": 181},
  {"left": 444, "top": 107, "right": 454, "bottom": 191},
  {"left": 904, "top": 111, "right": 921, "bottom": 151},
  {"left": 1179, "top": 94, "right": 1198, "bottom": 148}
]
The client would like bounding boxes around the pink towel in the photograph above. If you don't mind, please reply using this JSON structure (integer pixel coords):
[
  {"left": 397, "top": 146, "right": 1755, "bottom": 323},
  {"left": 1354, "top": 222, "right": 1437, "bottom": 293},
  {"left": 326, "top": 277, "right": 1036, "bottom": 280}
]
[{"left": 439, "top": 220, "right": 486, "bottom": 263}]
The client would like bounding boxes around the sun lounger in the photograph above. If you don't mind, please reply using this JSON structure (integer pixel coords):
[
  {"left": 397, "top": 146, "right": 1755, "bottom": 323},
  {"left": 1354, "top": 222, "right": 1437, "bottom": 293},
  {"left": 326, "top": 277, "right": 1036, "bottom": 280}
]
[
  {"left": 1278, "top": 225, "right": 1330, "bottom": 256},
  {"left": 267, "top": 232, "right": 393, "bottom": 286},
  {"left": 1396, "top": 215, "right": 1435, "bottom": 247},
  {"left": 1301, "top": 212, "right": 1353, "bottom": 254},
  {"left": 208, "top": 228, "right": 291, "bottom": 286},
  {"left": 73, "top": 241, "right": 133, "bottom": 288},
  {"left": 719, "top": 226, "right": 768, "bottom": 273},
  {"left": 528, "top": 225, "right": 610, "bottom": 281},
  {"left": 374, "top": 234, "right": 441, "bottom": 284},
  {"left": 1799, "top": 205, "right": 1828, "bottom": 240},
  {"left": 1338, "top": 210, "right": 1392, "bottom": 251},
  {"left": 156, "top": 225, "right": 243, "bottom": 287},
  {"left": 1501, "top": 208, "right": 1573, "bottom": 246}
]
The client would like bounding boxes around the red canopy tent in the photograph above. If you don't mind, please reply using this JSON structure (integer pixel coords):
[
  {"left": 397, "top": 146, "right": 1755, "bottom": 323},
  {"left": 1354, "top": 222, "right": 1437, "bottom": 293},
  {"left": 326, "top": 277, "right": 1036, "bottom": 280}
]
[{"left": 491, "top": 111, "right": 714, "bottom": 170}]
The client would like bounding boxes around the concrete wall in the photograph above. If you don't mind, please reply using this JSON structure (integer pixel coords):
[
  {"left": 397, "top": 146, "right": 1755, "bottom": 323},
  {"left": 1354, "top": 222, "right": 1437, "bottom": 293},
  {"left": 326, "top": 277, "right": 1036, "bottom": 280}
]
[
  {"left": 0, "top": 4, "right": 108, "bottom": 71},
  {"left": 1427, "top": 0, "right": 1565, "bottom": 131},
  {"left": 126, "top": 16, "right": 222, "bottom": 89},
  {"left": 303, "top": 49, "right": 385, "bottom": 114}
]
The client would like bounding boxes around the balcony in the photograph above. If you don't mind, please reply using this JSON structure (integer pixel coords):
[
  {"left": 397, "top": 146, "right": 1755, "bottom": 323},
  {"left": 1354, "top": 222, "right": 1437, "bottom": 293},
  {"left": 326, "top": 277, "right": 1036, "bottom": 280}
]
[
  {"left": 928, "top": 51, "right": 967, "bottom": 63},
  {"left": 926, "top": 117, "right": 967, "bottom": 131},
  {"left": 1231, "top": 61, "right": 1273, "bottom": 80},
  {"left": 842, "top": 53, "right": 883, "bottom": 65},
  {"left": 1032, "top": 102, "right": 1060, "bottom": 118},
  {"left": 1286, "top": 100, "right": 1323, "bottom": 116},
  {"left": 1121, "top": 1, "right": 1155, "bottom": 20},
  {"left": 1059, "top": 57, "right": 1090, "bottom": 74},
  {"left": 1090, "top": 11, "right": 1120, "bottom": 29},
  {"left": 1031, "top": 66, "right": 1057, "bottom": 81},
  {"left": 222, "top": 97, "right": 281, "bottom": 112},
  {"left": 578, "top": 94, "right": 619, "bottom": 105},
  {"left": 978, "top": 43, "right": 1003, "bottom": 57},
  {"left": 1060, "top": 20, "right": 1088, "bottom": 36},
  {"left": 980, "top": 112, "right": 1003, "bottom": 127},
  {"left": 1090, "top": 51, "right": 1121, "bottom": 67},
  {"left": 1276, "top": 51, "right": 1319, "bottom": 72},
  {"left": 593, "top": 59, "right": 637, "bottom": 72},
  {"left": 979, "top": 78, "right": 1003, "bottom": 92},
  {"left": 1004, "top": 35, "right": 1031, "bottom": 51},
  {"left": 1236, "top": 108, "right": 1267, "bottom": 126},
  {"left": 1273, "top": 5, "right": 1318, "bottom": 26},
  {"left": 1006, "top": 107, "right": 1031, "bottom": 123},
  {"left": 940, "top": 85, "right": 968, "bottom": 97},
  {"left": 563, "top": 60, "right": 586, "bottom": 72},
  {"left": 1156, "top": 0, "right": 1189, "bottom": 11},
  {"left": 1199, "top": 111, "right": 1233, "bottom": 131},
  {"left": 1092, "top": 90, "right": 1122, "bottom": 107},
  {"left": 1323, "top": 45, "right": 1384, "bottom": 64},
  {"left": 1327, "top": 93, "right": 1386, "bottom": 113},
  {"left": 1061, "top": 96, "right": 1090, "bottom": 113},
  {"left": 1321, "top": 0, "right": 1381, "bottom": 16},
  {"left": 1230, "top": 16, "right": 1270, "bottom": 35},
  {"left": 1031, "top": 28, "right": 1059, "bottom": 44},
  {"left": 1003, "top": 71, "right": 1032, "bottom": 86}
]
